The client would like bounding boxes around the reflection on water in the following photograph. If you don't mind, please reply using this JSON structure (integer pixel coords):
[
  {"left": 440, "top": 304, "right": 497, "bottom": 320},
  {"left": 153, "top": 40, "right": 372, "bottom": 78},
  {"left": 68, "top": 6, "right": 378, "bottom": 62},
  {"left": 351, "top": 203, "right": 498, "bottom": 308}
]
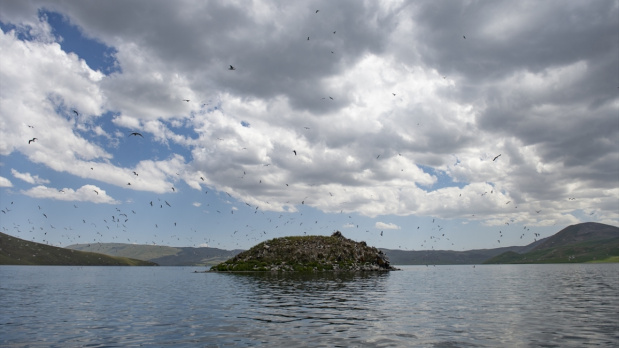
[{"left": 1, "top": 265, "right": 618, "bottom": 347}]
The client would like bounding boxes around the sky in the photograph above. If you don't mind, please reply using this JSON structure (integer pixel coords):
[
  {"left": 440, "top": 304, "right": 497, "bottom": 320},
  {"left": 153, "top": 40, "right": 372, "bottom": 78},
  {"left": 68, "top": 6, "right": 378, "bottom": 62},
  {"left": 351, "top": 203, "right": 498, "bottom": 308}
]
[{"left": 0, "top": 0, "right": 617, "bottom": 252}]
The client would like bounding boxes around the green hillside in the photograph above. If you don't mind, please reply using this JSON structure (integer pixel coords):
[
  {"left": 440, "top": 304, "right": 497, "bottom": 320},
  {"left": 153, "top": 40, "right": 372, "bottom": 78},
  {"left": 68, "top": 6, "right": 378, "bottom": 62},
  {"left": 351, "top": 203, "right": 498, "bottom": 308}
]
[
  {"left": 66, "top": 242, "right": 242, "bottom": 266},
  {"left": 67, "top": 243, "right": 181, "bottom": 261},
  {"left": 484, "top": 223, "right": 619, "bottom": 264},
  {"left": 0, "top": 232, "right": 158, "bottom": 266}
]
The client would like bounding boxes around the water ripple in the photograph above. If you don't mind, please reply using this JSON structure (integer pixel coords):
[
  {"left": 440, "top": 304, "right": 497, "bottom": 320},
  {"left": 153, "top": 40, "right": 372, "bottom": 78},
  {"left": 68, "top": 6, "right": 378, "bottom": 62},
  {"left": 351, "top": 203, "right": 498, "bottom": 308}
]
[{"left": 0, "top": 265, "right": 618, "bottom": 347}]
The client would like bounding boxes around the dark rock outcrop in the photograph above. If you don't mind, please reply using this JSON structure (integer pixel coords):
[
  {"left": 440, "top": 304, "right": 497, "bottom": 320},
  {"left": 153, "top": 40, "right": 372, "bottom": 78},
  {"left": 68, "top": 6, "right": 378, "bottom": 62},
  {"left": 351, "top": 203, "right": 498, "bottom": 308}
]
[{"left": 211, "top": 231, "right": 398, "bottom": 272}]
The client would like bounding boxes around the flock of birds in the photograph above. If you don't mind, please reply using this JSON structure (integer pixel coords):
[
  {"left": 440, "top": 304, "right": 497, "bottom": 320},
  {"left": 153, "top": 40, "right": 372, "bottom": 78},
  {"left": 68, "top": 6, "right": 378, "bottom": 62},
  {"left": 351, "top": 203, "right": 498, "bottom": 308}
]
[{"left": 4, "top": 9, "right": 564, "bottom": 259}]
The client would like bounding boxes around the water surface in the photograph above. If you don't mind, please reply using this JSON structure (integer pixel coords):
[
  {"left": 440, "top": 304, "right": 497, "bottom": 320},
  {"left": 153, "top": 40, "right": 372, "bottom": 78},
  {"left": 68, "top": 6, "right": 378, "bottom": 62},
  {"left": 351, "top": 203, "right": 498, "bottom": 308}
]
[{"left": 1, "top": 264, "right": 617, "bottom": 347}]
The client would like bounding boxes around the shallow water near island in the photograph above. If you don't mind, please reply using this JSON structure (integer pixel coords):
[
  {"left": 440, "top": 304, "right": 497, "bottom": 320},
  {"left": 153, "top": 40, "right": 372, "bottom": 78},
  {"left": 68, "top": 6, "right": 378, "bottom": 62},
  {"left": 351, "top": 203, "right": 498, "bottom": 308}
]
[{"left": 1, "top": 264, "right": 618, "bottom": 347}]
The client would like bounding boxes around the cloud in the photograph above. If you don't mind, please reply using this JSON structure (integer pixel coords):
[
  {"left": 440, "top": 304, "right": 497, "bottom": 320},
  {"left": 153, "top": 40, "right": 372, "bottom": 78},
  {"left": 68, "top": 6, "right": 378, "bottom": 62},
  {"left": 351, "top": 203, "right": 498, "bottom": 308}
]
[
  {"left": 375, "top": 222, "right": 401, "bottom": 230},
  {"left": 0, "top": 1, "right": 617, "bottom": 230},
  {"left": 22, "top": 184, "right": 120, "bottom": 204},
  {"left": 0, "top": 176, "right": 12, "bottom": 187},
  {"left": 11, "top": 168, "right": 50, "bottom": 184}
]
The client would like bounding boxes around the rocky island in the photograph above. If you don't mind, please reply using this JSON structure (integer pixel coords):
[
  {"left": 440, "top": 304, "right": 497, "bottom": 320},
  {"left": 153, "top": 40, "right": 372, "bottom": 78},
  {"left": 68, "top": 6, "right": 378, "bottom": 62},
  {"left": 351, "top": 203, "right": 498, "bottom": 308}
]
[{"left": 210, "top": 231, "right": 398, "bottom": 272}]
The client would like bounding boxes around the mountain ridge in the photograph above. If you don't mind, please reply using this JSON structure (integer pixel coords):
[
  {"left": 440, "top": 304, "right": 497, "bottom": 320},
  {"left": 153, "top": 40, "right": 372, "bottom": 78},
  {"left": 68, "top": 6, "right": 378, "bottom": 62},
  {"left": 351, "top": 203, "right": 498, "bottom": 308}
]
[
  {"left": 59, "top": 222, "right": 619, "bottom": 266},
  {"left": 0, "top": 232, "right": 157, "bottom": 266},
  {"left": 484, "top": 222, "right": 619, "bottom": 264}
]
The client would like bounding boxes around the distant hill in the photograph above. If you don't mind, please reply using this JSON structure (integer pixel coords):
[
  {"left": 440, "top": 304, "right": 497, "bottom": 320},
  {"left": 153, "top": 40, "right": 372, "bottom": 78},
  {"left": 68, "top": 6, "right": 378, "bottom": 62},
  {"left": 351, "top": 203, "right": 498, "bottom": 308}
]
[
  {"left": 67, "top": 242, "right": 242, "bottom": 266},
  {"left": 62, "top": 222, "right": 618, "bottom": 266},
  {"left": 0, "top": 232, "right": 157, "bottom": 266},
  {"left": 484, "top": 222, "right": 619, "bottom": 264},
  {"left": 379, "top": 245, "right": 537, "bottom": 265}
]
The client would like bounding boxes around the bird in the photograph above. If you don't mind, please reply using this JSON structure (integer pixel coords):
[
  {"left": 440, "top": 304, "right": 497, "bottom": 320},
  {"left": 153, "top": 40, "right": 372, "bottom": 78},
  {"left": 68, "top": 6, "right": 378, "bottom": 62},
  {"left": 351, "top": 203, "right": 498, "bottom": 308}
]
[
  {"left": 229, "top": 65, "right": 236, "bottom": 70},
  {"left": 133, "top": 171, "right": 138, "bottom": 176},
  {"left": 307, "top": 36, "right": 310, "bottom": 40},
  {"left": 293, "top": 150, "right": 297, "bottom": 156},
  {"left": 182, "top": 99, "right": 190, "bottom": 102},
  {"left": 493, "top": 154, "right": 501, "bottom": 161},
  {"left": 28, "top": 138, "right": 37, "bottom": 144},
  {"left": 171, "top": 187, "right": 175, "bottom": 192},
  {"left": 129, "top": 132, "right": 143, "bottom": 137},
  {"left": 315, "top": 10, "right": 319, "bottom": 13},
  {"left": 463, "top": 35, "right": 466, "bottom": 39},
  {"left": 93, "top": 190, "right": 99, "bottom": 195}
]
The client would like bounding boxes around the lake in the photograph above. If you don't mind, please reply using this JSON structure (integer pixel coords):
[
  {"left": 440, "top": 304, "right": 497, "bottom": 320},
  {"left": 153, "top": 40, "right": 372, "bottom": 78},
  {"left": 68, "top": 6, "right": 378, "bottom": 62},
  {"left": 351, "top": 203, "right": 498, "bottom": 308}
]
[{"left": 1, "top": 264, "right": 618, "bottom": 347}]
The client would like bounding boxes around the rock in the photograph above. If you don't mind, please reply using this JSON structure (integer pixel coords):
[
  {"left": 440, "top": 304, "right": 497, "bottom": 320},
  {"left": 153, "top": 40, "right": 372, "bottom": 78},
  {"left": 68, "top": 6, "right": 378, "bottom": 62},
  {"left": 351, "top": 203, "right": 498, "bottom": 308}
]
[{"left": 210, "top": 231, "right": 399, "bottom": 272}]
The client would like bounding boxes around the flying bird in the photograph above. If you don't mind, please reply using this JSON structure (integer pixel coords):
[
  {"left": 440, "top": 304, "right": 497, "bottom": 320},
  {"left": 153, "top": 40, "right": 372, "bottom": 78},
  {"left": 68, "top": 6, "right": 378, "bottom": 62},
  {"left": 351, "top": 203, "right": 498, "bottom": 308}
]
[
  {"left": 129, "top": 132, "right": 143, "bottom": 137},
  {"left": 28, "top": 138, "right": 37, "bottom": 144},
  {"left": 182, "top": 99, "right": 190, "bottom": 102},
  {"left": 463, "top": 35, "right": 466, "bottom": 39},
  {"left": 229, "top": 65, "right": 236, "bottom": 70},
  {"left": 72, "top": 109, "right": 79, "bottom": 116},
  {"left": 293, "top": 150, "right": 297, "bottom": 156},
  {"left": 315, "top": 10, "right": 319, "bottom": 13},
  {"left": 493, "top": 154, "right": 501, "bottom": 161},
  {"left": 94, "top": 190, "right": 99, "bottom": 195},
  {"left": 133, "top": 171, "right": 138, "bottom": 176}
]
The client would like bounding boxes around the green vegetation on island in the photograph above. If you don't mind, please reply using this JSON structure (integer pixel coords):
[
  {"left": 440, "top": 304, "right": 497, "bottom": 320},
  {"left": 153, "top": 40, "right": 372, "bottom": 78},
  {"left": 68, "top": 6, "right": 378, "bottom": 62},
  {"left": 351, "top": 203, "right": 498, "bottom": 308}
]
[
  {"left": 210, "top": 231, "right": 397, "bottom": 272},
  {"left": 0, "top": 232, "right": 157, "bottom": 266}
]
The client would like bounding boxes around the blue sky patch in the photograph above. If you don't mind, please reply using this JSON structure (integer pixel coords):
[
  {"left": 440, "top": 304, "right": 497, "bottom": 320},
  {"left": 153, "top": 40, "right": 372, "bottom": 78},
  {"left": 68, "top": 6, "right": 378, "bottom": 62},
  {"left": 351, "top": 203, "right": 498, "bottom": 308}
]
[{"left": 43, "top": 10, "right": 118, "bottom": 74}]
